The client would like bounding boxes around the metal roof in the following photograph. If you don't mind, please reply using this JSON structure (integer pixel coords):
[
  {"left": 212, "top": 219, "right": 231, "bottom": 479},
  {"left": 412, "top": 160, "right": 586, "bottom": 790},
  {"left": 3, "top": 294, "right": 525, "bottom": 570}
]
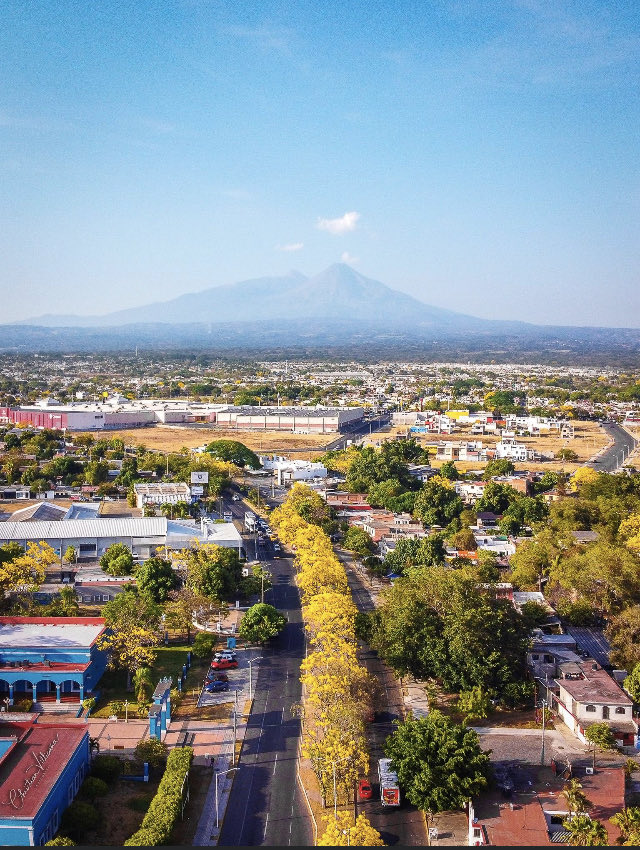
[{"left": 0, "top": 517, "right": 167, "bottom": 541}]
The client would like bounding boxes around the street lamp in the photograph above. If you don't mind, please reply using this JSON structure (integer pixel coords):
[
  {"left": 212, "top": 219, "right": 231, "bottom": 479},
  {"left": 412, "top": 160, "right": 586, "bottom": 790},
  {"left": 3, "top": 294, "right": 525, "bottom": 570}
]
[
  {"left": 214, "top": 766, "right": 239, "bottom": 829},
  {"left": 537, "top": 698, "right": 548, "bottom": 765},
  {"left": 248, "top": 656, "right": 263, "bottom": 701}
]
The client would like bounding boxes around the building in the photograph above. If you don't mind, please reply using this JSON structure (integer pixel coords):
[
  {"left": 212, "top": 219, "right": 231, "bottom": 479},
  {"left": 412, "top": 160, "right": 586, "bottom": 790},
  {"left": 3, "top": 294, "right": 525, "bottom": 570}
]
[
  {"left": 258, "top": 456, "right": 328, "bottom": 485},
  {"left": 469, "top": 766, "right": 624, "bottom": 846},
  {"left": 0, "top": 617, "right": 107, "bottom": 708},
  {"left": 549, "top": 659, "right": 637, "bottom": 747},
  {"left": 0, "top": 714, "right": 90, "bottom": 846},
  {"left": 133, "top": 482, "right": 191, "bottom": 508},
  {"left": 0, "top": 515, "right": 242, "bottom": 561},
  {"left": 210, "top": 405, "right": 364, "bottom": 433},
  {"left": 494, "top": 439, "right": 529, "bottom": 462}
]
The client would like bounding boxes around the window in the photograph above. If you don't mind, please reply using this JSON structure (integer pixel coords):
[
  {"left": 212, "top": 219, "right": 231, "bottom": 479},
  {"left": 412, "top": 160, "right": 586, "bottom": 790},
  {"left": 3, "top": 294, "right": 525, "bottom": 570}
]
[
  {"left": 615, "top": 706, "right": 627, "bottom": 714},
  {"left": 585, "top": 705, "right": 596, "bottom": 712},
  {"left": 67, "top": 783, "right": 74, "bottom": 805},
  {"left": 102, "top": 595, "right": 109, "bottom": 601},
  {"left": 531, "top": 654, "right": 540, "bottom": 660}
]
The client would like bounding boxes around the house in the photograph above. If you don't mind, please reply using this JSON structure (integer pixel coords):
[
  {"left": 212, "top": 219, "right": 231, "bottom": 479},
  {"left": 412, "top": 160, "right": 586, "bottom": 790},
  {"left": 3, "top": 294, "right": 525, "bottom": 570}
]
[
  {"left": 0, "top": 714, "right": 90, "bottom": 846},
  {"left": 548, "top": 660, "right": 637, "bottom": 747},
  {"left": 494, "top": 439, "right": 529, "bottom": 462},
  {"left": 469, "top": 766, "right": 624, "bottom": 846}
]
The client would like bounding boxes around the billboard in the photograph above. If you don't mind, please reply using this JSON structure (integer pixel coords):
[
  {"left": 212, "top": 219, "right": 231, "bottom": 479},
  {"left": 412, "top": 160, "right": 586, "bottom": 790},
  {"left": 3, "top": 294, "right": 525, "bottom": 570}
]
[
  {"left": 191, "top": 471, "right": 209, "bottom": 484},
  {"left": 191, "top": 485, "right": 204, "bottom": 496}
]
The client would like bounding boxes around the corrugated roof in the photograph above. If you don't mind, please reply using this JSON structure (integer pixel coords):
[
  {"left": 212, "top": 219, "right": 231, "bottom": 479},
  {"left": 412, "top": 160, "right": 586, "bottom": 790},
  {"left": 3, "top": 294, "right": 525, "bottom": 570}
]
[{"left": 0, "top": 517, "right": 167, "bottom": 541}]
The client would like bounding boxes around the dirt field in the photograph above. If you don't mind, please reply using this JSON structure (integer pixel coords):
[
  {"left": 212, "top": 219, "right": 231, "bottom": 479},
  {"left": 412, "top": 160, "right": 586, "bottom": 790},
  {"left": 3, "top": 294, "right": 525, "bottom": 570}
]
[
  {"left": 76, "top": 425, "right": 331, "bottom": 456},
  {"left": 362, "top": 420, "right": 609, "bottom": 473}
]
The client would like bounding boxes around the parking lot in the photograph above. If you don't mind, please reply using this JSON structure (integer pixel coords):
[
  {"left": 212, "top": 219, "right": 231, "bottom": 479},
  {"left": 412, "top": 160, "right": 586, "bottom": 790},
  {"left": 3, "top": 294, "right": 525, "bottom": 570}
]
[{"left": 197, "top": 648, "right": 264, "bottom": 708}]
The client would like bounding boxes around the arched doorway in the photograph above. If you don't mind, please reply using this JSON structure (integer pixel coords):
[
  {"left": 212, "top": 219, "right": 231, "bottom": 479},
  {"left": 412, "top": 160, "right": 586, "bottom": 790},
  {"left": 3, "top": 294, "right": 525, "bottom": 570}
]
[{"left": 60, "top": 679, "right": 82, "bottom": 702}]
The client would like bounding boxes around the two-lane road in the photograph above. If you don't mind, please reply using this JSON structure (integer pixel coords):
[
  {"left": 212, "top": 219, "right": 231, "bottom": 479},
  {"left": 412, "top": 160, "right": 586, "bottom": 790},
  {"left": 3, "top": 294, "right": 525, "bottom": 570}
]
[
  {"left": 586, "top": 422, "right": 637, "bottom": 472},
  {"left": 218, "top": 500, "right": 312, "bottom": 847}
]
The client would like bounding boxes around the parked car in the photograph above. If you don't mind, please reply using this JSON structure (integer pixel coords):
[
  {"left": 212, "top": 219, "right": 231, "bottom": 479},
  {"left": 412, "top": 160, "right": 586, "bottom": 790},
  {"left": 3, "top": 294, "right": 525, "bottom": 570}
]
[
  {"left": 358, "top": 779, "right": 373, "bottom": 801},
  {"left": 232, "top": 494, "right": 241, "bottom": 501},
  {"left": 213, "top": 651, "right": 237, "bottom": 661},
  {"left": 206, "top": 671, "right": 229, "bottom": 682},
  {"left": 211, "top": 658, "right": 238, "bottom": 670},
  {"left": 205, "top": 680, "right": 230, "bottom": 693}
]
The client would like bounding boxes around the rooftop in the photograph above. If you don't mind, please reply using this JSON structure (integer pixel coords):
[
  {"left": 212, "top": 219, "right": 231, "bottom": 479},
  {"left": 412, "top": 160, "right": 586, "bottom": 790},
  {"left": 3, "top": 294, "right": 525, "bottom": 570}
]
[
  {"left": 0, "top": 516, "right": 167, "bottom": 541},
  {"left": 0, "top": 617, "right": 106, "bottom": 649},
  {"left": 0, "top": 719, "right": 88, "bottom": 818},
  {"left": 555, "top": 662, "right": 632, "bottom": 705}
]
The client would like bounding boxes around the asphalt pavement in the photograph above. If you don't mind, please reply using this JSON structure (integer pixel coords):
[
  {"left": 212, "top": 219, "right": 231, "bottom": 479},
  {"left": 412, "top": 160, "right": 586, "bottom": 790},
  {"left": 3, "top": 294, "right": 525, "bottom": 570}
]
[
  {"left": 586, "top": 422, "right": 637, "bottom": 472},
  {"left": 217, "top": 497, "right": 313, "bottom": 847}
]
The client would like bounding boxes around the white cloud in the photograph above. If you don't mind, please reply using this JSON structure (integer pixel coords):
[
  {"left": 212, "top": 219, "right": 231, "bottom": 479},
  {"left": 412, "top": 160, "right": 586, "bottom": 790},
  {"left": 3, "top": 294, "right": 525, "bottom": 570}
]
[
  {"left": 276, "top": 242, "right": 304, "bottom": 252},
  {"left": 341, "top": 251, "right": 359, "bottom": 264},
  {"left": 316, "top": 211, "right": 360, "bottom": 235}
]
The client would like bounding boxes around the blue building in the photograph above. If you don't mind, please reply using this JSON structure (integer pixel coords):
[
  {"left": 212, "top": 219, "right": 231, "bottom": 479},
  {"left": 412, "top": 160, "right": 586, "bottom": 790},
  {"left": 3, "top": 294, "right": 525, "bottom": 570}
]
[
  {"left": 0, "top": 617, "right": 108, "bottom": 709},
  {"left": 0, "top": 714, "right": 90, "bottom": 845}
]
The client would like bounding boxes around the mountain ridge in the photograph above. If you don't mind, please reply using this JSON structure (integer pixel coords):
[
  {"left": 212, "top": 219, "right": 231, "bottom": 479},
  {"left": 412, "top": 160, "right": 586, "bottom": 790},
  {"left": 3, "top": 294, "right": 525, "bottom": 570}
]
[{"left": 16, "top": 264, "right": 525, "bottom": 330}]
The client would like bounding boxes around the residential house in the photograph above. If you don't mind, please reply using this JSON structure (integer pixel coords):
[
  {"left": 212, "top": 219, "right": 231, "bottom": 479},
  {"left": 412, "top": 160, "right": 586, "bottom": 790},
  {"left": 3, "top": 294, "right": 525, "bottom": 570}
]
[{"left": 548, "top": 660, "right": 637, "bottom": 747}]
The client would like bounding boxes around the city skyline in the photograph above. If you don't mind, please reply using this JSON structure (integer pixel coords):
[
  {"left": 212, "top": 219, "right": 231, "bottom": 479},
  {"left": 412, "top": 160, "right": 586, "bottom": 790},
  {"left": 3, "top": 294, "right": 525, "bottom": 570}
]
[{"left": 1, "top": 0, "right": 639, "bottom": 327}]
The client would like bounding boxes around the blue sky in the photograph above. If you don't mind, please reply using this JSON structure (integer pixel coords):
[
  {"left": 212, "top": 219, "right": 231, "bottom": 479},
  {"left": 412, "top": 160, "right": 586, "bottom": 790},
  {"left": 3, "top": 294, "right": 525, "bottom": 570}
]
[{"left": 1, "top": 0, "right": 639, "bottom": 326}]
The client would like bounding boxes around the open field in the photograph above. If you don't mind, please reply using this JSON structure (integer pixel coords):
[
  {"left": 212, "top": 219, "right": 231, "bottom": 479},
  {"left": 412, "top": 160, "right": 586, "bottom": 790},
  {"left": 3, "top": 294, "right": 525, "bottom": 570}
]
[
  {"left": 363, "top": 420, "right": 609, "bottom": 473},
  {"left": 77, "top": 424, "right": 331, "bottom": 456}
]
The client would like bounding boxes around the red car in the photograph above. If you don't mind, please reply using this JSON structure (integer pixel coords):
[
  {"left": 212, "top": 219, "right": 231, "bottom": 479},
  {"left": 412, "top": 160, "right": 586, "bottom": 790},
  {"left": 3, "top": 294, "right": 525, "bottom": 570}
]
[
  {"left": 358, "top": 779, "right": 373, "bottom": 801},
  {"left": 210, "top": 658, "right": 238, "bottom": 670}
]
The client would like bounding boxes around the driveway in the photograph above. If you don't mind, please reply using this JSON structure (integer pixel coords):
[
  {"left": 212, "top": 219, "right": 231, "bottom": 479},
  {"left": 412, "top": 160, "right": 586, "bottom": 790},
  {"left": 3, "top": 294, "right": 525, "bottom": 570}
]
[{"left": 197, "top": 649, "right": 264, "bottom": 708}]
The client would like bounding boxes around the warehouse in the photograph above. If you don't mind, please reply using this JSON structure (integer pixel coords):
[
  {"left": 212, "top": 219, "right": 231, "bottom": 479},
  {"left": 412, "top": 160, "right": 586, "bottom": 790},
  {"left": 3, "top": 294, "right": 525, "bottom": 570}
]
[{"left": 210, "top": 405, "right": 364, "bottom": 433}]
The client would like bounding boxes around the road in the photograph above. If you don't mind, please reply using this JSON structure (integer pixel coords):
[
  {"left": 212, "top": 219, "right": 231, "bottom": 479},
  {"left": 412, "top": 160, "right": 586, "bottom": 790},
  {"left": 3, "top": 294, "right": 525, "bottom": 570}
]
[
  {"left": 586, "top": 421, "right": 637, "bottom": 472},
  {"left": 339, "top": 549, "right": 429, "bottom": 847},
  {"left": 324, "top": 415, "right": 391, "bottom": 451},
  {"left": 217, "top": 496, "right": 313, "bottom": 847}
]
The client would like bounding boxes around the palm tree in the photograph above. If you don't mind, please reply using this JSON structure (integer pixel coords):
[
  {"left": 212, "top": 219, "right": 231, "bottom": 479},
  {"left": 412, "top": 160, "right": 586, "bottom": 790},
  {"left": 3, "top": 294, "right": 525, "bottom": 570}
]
[
  {"left": 610, "top": 807, "right": 640, "bottom": 843},
  {"left": 562, "top": 814, "right": 608, "bottom": 846},
  {"left": 562, "top": 778, "right": 593, "bottom": 818},
  {"left": 58, "top": 585, "right": 79, "bottom": 616},
  {"left": 133, "top": 666, "right": 153, "bottom": 706}
]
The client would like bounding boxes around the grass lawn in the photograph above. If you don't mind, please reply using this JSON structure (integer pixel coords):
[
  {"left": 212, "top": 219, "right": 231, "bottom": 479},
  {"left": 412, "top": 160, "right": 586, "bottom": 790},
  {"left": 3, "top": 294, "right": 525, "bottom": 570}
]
[{"left": 92, "top": 640, "right": 214, "bottom": 718}]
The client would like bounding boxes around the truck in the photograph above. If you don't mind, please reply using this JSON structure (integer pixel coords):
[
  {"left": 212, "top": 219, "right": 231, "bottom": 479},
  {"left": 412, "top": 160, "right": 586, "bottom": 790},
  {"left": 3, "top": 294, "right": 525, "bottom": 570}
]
[
  {"left": 378, "top": 758, "right": 401, "bottom": 806},
  {"left": 244, "top": 510, "right": 257, "bottom": 531}
]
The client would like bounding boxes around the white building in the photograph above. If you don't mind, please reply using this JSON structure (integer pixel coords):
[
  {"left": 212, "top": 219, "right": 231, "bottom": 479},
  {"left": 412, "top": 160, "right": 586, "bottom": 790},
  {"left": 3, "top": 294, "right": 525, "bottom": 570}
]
[
  {"left": 134, "top": 482, "right": 191, "bottom": 507},
  {"left": 211, "top": 406, "right": 364, "bottom": 433},
  {"left": 494, "top": 438, "right": 529, "bottom": 462}
]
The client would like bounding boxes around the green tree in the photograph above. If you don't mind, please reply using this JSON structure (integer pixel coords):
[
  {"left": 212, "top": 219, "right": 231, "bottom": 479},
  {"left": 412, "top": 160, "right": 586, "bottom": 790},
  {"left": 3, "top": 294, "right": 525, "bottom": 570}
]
[
  {"left": 342, "top": 526, "right": 374, "bottom": 557},
  {"left": 439, "top": 461, "right": 460, "bottom": 480},
  {"left": 623, "top": 663, "right": 640, "bottom": 702},
  {"left": 80, "top": 776, "right": 109, "bottom": 802},
  {"left": 413, "top": 478, "right": 463, "bottom": 527},
  {"left": 584, "top": 723, "right": 617, "bottom": 752},
  {"left": 178, "top": 543, "right": 244, "bottom": 602},
  {"left": 610, "top": 808, "right": 640, "bottom": 845},
  {"left": 64, "top": 546, "right": 77, "bottom": 564},
  {"left": 562, "top": 814, "right": 607, "bottom": 846},
  {"left": 558, "top": 448, "right": 579, "bottom": 462},
  {"left": 484, "top": 458, "right": 515, "bottom": 478},
  {"left": 100, "top": 543, "right": 134, "bottom": 576},
  {"left": 456, "top": 686, "right": 492, "bottom": 723},
  {"left": 84, "top": 460, "right": 109, "bottom": 485},
  {"left": 562, "top": 778, "right": 592, "bottom": 818},
  {"left": 205, "top": 439, "right": 261, "bottom": 469},
  {"left": 191, "top": 631, "right": 218, "bottom": 658},
  {"left": 238, "top": 603, "right": 287, "bottom": 643},
  {"left": 136, "top": 557, "right": 177, "bottom": 603},
  {"left": 476, "top": 481, "right": 520, "bottom": 515},
  {"left": 133, "top": 667, "right": 153, "bottom": 705},
  {"left": 45, "top": 837, "right": 76, "bottom": 846},
  {"left": 61, "top": 801, "right": 101, "bottom": 839},
  {"left": 384, "top": 711, "right": 491, "bottom": 813},
  {"left": 134, "top": 738, "right": 168, "bottom": 768}
]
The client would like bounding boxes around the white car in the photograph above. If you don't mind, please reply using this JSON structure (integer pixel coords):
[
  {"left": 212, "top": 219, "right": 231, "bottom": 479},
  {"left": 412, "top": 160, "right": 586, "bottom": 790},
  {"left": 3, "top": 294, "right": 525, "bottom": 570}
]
[{"left": 232, "top": 494, "right": 241, "bottom": 501}]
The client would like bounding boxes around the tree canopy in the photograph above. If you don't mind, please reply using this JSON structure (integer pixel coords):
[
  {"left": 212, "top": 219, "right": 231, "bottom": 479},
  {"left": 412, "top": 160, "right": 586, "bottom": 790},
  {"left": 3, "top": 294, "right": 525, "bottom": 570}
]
[
  {"left": 384, "top": 711, "right": 491, "bottom": 813},
  {"left": 205, "top": 439, "right": 261, "bottom": 469},
  {"left": 238, "top": 603, "right": 287, "bottom": 643}
]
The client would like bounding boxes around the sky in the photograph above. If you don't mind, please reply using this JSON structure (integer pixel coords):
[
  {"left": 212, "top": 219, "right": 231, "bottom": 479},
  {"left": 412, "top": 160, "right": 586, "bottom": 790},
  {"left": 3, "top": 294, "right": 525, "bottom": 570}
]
[{"left": 1, "top": 0, "right": 639, "bottom": 327}]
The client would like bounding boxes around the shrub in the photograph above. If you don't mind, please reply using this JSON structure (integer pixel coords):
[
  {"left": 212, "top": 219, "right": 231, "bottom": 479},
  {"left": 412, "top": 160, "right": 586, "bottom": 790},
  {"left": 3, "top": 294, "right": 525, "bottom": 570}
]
[
  {"left": 91, "top": 754, "right": 122, "bottom": 784},
  {"left": 134, "top": 738, "right": 168, "bottom": 768},
  {"left": 61, "top": 801, "right": 101, "bottom": 839},
  {"left": 45, "top": 837, "right": 76, "bottom": 846},
  {"left": 80, "top": 776, "right": 109, "bottom": 801},
  {"left": 13, "top": 698, "right": 33, "bottom": 712},
  {"left": 124, "top": 747, "right": 193, "bottom": 846},
  {"left": 192, "top": 631, "right": 217, "bottom": 658},
  {"left": 81, "top": 697, "right": 96, "bottom": 716}
]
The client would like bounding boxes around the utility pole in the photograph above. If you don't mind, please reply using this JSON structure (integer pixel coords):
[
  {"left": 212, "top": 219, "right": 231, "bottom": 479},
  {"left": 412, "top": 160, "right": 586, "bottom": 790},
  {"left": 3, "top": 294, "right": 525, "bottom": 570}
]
[{"left": 540, "top": 698, "right": 547, "bottom": 765}]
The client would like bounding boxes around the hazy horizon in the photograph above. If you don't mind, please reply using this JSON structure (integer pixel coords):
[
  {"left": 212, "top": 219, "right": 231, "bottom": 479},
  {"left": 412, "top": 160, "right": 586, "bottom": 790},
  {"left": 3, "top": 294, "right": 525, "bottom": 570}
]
[{"left": 1, "top": 1, "right": 639, "bottom": 327}]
